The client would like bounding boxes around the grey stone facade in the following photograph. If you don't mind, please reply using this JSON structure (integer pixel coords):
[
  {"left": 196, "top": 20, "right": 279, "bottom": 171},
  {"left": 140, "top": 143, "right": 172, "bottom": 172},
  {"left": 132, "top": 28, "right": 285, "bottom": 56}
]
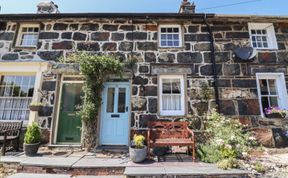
[{"left": 0, "top": 14, "right": 288, "bottom": 146}]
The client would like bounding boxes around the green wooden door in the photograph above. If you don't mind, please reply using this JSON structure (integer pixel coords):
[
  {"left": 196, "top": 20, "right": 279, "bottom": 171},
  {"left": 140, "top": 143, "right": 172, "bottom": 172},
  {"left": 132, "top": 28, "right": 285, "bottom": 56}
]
[{"left": 56, "top": 83, "right": 83, "bottom": 144}]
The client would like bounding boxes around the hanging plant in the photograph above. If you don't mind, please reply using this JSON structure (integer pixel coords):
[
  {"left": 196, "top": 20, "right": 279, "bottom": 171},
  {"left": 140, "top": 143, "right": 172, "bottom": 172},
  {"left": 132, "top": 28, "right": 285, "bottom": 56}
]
[{"left": 62, "top": 52, "right": 124, "bottom": 150}]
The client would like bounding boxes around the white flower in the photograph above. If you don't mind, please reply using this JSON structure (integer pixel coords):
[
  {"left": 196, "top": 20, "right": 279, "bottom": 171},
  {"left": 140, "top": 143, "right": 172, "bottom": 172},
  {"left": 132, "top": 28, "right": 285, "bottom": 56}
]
[
  {"left": 248, "top": 136, "right": 256, "bottom": 141},
  {"left": 242, "top": 152, "right": 248, "bottom": 157},
  {"left": 215, "top": 139, "right": 225, "bottom": 145},
  {"left": 225, "top": 144, "right": 232, "bottom": 149}
]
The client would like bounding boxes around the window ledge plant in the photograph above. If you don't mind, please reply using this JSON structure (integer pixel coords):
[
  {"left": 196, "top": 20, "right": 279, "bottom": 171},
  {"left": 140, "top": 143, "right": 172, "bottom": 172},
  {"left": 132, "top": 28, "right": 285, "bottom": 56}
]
[
  {"left": 265, "top": 106, "right": 287, "bottom": 119},
  {"left": 29, "top": 102, "right": 44, "bottom": 112}
]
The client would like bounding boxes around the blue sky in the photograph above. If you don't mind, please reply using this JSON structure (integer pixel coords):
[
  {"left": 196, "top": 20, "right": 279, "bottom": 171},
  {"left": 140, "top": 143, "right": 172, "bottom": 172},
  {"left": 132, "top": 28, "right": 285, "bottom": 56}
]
[{"left": 0, "top": 0, "right": 287, "bottom": 15}]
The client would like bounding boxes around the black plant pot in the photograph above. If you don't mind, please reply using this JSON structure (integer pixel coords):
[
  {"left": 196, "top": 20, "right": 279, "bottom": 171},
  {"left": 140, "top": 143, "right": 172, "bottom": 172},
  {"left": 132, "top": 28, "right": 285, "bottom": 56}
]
[
  {"left": 29, "top": 105, "right": 42, "bottom": 112},
  {"left": 265, "top": 113, "right": 285, "bottom": 119},
  {"left": 24, "top": 143, "right": 40, "bottom": 156}
]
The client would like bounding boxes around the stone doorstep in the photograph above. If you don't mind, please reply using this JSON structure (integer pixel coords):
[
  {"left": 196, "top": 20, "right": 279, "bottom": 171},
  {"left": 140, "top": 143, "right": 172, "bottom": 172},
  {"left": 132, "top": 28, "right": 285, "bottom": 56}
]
[{"left": 8, "top": 173, "right": 124, "bottom": 178}]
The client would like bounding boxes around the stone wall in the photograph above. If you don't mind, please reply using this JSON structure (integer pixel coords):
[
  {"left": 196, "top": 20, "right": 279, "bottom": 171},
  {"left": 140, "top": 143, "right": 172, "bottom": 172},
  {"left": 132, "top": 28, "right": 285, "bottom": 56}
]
[{"left": 0, "top": 16, "right": 288, "bottom": 146}]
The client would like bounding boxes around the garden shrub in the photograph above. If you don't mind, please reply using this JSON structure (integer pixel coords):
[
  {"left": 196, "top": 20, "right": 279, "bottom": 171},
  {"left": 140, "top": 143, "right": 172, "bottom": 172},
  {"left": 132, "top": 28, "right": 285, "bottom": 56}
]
[
  {"left": 197, "top": 109, "right": 258, "bottom": 166},
  {"left": 217, "top": 158, "right": 241, "bottom": 170},
  {"left": 24, "top": 122, "right": 41, "bottom": 144}
]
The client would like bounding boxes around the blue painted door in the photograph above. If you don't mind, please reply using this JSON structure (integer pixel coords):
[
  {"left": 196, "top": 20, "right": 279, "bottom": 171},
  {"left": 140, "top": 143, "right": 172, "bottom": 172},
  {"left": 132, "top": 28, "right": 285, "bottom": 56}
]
[{"left": 100, "top": 82, "right": 130, "bottom": 145}]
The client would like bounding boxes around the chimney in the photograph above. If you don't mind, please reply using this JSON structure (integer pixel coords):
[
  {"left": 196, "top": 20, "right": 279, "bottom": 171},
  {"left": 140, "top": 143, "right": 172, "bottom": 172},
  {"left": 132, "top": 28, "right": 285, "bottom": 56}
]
[
  {"left": 179, "top": 0, "right": 195, "bottom": 14},
  {"left": 37, "top": 1, "right": 60, "bottom": 14}
]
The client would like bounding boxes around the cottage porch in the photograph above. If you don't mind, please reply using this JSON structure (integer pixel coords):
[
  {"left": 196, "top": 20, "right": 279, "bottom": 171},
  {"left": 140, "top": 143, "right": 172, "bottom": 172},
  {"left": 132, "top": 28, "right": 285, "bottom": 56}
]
[{"left": 0, "top": 147, "right": 250, "bottom": 178}]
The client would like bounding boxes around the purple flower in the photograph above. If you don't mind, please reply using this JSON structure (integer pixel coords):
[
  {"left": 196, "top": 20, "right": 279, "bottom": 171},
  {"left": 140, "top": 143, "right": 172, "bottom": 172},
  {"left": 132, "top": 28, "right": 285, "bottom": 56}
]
[{"left": 264, "top": 106, "right": 287, "bottom": 117}]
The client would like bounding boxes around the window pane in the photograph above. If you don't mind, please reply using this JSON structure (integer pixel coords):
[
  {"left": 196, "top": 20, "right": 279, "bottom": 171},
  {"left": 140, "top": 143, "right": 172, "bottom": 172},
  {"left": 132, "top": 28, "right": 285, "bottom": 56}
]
[
  {"left": 161, "top": 34, "right": 166, "bottom": 40},
  {"left": 262, "top": 30, "right": 267, "bottom": 34},
  {"left": 173, "top": 34, "right": 179, "bottom": 40},
  {"left": 173, "top": 28, "right": 179, "bottom": 33},
  {"left": 252, "top": 42, "right": 257, "bottom": 47},
  {"left": 161, "top": 41, "right": 167, "bottom": 46},
  {"left": 257, "top": 42, "right": 262, "bottom": 48},
  {"left": 13, "top": 86, "right": 20, "bottom": 97},
  {"left": 252, "top": 36, "right": 256, "bottom": 41},
  {"left": 167, "top": 34, "right": 173, "bottom": 40},
  {"left": 167, "top": 28, "right": 173, "bottom": 33},
  {"left": 172, "top": 95, "right": 181, "bottom": 110},
  {"left": 261, "top": 96, "right": 269, "bottom": 112},
  {"left": 263, "top": 43, "right": 268, "bottom": 48},
  {"left": 118, "top": 88, "right": 126, "bottom": 113},
  {"left": 4, "top": 76, "right": 14, "bottom": 85},
  {"left": 106, "top": 88, "right": 114, "bottom": 113},
  {"left": 173, "top": 41, "right": 179, "bottom": 46},
  {"left": 256, "top": 30, "right": 262, "bottom": 34},
  {"left": 167, "top": 41, "right": 173, "bottom": 46},
  {"left": 260, "top": 79, "right": 268, "bottom": 95},
  {"left": 251, "top": 30, "right": 256, "bottom": 34},
  {"left": 269, "top": 97, "right": 278, "bottom": 107},
  {"left": 162, "top": 95, "right": 170, "bottom": 111},
  {"left": 162, "top": 79, "right": 171, "bottom": 94},
  {"left": 161, "top": 28, "right": 166, "bottom": 33},
  {"left": 262, "top": 36, "right": 267, "bottom": 42},
  {"left": 268, "top": 79, "right": 277, "bottom": 95},
  {"left": 171, "top": 79, "right": 181, "bottom": 94}
]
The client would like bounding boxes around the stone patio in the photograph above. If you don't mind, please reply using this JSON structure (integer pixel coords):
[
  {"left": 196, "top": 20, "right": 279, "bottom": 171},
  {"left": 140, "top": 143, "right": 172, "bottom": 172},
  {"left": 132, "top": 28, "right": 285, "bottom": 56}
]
[{"left": 0, "top": 148, "right": 250, "bottom": 178}]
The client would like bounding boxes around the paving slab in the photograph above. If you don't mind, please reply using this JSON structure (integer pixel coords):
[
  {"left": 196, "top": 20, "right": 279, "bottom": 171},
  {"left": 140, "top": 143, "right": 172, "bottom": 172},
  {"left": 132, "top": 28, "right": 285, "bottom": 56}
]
[
  {"left": 124, "top": 166, "right": 166, "bottom": 175},
  {"left": 20, "top": 156, "right": 82, "bottom": 168},
  {"left": 75, "top": 176, "right": 123, "bottom": 178},
  {"left": 8, "top": 173, "right": 70, "bottom": 178},
  {"left": 72, "top": 157, "right": 127, "bottom": 168},
  {"left": 0, "top": 156, "right": 29, "bottom": 163},
  {"left": 124, "top": 161, "right": 250, "bottom": 176}
]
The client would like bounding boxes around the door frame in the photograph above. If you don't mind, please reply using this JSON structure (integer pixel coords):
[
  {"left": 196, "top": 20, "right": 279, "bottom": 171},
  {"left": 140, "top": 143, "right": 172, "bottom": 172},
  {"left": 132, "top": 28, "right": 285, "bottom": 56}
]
[
  {"left": 53, "top": 75, "right": 84, "bottom": 145},
  {"left": 99, "top": 81, "right": 131, "bottom": 146}
]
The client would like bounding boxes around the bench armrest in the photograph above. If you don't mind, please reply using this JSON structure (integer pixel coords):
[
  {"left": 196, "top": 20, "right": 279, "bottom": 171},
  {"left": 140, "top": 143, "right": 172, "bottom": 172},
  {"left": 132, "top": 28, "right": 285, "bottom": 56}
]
[{"left": 187, "top": 128, "right": 195, "bottom": 140}]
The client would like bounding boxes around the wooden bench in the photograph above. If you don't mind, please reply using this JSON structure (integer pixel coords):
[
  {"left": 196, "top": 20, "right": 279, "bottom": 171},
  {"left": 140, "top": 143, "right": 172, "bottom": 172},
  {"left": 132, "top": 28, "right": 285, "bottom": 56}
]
[
  {"left": 0, "top": 121, "right": 23, "bottom": 156},
  {"left": 147, "top": 121, "right": 196, "bottom": 161}
]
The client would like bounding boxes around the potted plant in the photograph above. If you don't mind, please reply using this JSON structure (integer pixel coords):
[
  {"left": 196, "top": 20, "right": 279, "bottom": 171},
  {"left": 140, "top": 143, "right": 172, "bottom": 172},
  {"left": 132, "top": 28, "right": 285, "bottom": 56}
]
[
  {"left": 265, "top": 106, "right": 287, "bottom": 119},
  {"left": 129, "top": 134, "right": 146, "bottom": 163},
  {"left": 29, "top": 102, "right": 44, "bottom": 112},
  {"left": 24, "top": 122, "right": 42, "bottom": 156}
]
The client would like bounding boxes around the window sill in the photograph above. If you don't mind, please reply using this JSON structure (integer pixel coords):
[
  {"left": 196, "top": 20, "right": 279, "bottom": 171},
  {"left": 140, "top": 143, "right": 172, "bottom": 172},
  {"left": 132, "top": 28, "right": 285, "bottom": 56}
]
[
  {"left": 158, "top": 46, "right": 185, "bottom": 51},
  {"left": 254, "top": 48, "right": 278, "bottom": 51},
  {"left": 13, "top": 46, "right": 37, "bottom": 51}
]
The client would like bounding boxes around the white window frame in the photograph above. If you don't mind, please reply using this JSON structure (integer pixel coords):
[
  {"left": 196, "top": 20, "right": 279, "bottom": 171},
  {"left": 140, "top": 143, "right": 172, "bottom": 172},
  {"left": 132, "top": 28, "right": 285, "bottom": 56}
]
[
  {"left": 16, "top": 24, "right": 40, "bottom": 48},
  {"left": 248, "top": 23, "right": 278, "bottom": 50},
  {"left": 0, "top": 75, "right": 36, "bottom": 121},
  {"left": 0, "top": 62, "right": 50, "bottom": 126},
  {"left": 158, "top": 25, "right": 182, "bottom": 48},
  {"left": 256, "top": 73, "right": 288, "bottom": 117},
  {"left": 159, "top": 75, "right": 185, "bottom": 116}
]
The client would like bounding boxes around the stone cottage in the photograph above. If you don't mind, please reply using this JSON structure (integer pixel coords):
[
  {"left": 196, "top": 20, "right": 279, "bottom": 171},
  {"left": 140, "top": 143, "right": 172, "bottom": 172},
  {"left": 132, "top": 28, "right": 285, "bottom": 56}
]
[{"left": 0, "top": 1, "right": 287, "bottom": 148}]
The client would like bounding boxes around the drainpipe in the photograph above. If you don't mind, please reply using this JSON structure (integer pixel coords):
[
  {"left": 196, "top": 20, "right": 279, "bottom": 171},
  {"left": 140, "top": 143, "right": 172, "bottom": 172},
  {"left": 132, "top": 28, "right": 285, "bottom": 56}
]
[{"left": 203, "top": 14, "right": 220, "bottom": 112}]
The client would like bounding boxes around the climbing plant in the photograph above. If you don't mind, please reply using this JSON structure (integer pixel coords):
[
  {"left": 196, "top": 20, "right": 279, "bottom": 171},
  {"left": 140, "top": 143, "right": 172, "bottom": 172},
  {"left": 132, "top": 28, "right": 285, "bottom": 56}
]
[{"left": 62, "top": 52, "right": 124, "bottom": 150}]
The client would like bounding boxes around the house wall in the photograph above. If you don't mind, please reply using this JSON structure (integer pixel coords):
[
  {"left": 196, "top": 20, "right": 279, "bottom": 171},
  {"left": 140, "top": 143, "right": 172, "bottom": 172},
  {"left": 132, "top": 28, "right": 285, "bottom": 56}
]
[{"left": 0, "top": 16, "right": 288, "bottom": 146}]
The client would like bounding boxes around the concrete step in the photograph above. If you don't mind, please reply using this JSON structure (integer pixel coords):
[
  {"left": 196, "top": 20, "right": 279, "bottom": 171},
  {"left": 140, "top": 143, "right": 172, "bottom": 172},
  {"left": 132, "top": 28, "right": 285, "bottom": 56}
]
[{"left": 8, "top": 173, "right": 124, "bottom": 178}]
